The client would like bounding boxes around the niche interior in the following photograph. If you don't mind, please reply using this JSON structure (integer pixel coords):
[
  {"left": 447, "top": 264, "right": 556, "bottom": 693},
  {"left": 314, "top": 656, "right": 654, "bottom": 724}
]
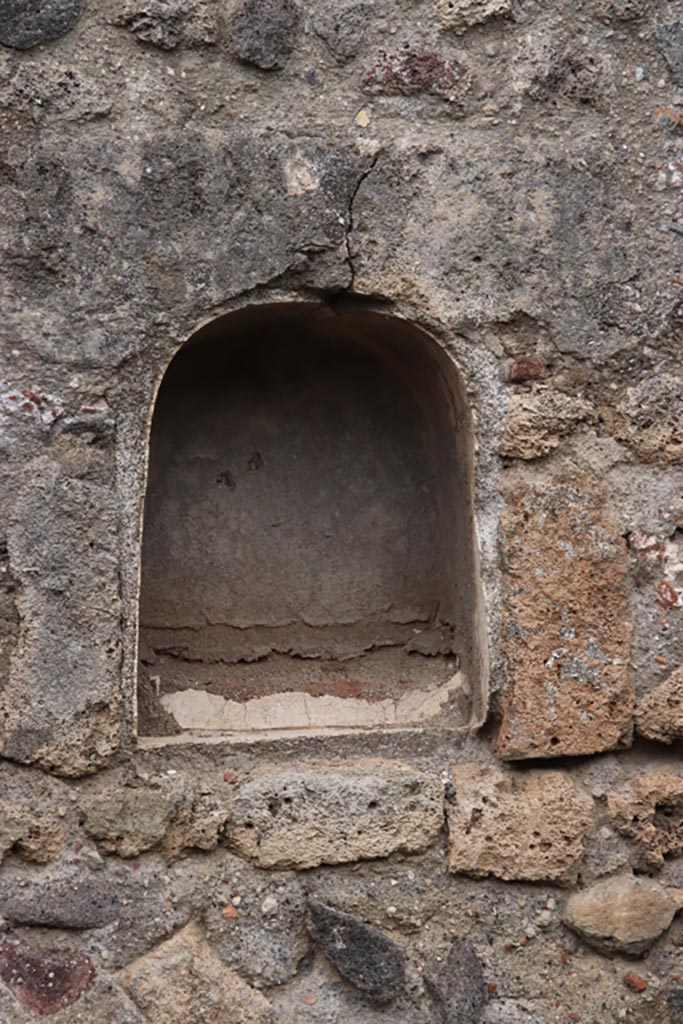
[{"left": 137, "top": 303, "right": 483, "bottom": 736}]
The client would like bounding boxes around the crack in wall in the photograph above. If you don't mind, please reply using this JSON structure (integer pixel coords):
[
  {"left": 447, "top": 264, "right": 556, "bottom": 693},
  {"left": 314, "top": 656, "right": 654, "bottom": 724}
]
[{"left": 345, "top": 152, "right": 380, "bottom": 289}]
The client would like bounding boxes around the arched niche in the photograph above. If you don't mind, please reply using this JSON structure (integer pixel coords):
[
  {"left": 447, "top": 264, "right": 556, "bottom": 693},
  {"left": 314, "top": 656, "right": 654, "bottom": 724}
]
[{"left": 137, "top": 302, "right": 484, "bottom": 735}]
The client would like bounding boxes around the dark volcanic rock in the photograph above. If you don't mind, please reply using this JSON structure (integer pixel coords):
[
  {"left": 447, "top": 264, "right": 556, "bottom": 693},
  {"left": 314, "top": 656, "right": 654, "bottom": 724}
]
[
  {"left": 307, "top": 898, "right": 405, "bottom": 1004},
  {"left": 426, "top": 938, "right": 486, "bottom": 1024},
  {"left": 313, "top": 3, "right": 372, "bottom": 63},
  {"left": 0, "top": 0, "right": 83, "bottom": 49},
  {"left": 0, "top": 938, "right": 95, "bottom": 1016},
  {"left": 229, "top": 0, "right": 301, "bottom": 70}
]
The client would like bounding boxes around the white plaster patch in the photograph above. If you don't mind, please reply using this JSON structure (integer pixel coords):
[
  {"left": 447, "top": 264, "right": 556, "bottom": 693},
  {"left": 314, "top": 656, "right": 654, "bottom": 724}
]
[{"left": 160, "top": 673, "right": 464, "bottom": 731}]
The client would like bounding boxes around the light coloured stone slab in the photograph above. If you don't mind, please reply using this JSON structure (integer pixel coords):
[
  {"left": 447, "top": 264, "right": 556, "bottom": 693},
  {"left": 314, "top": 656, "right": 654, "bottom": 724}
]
[
  {"left": 225, "top": 760, "right": 443, "bottom": 868},
  {"left": 446, "top": 764, "right": 592, "bottom": 882},
  {"left": 120, "top": 921, "right": 273, "bottom": 1024}
]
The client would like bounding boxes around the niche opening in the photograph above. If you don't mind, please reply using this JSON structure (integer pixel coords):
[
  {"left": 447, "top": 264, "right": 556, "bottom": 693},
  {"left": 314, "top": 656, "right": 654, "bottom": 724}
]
[{"left": 137, "top": 303, "right": 482, "bottom": 735}]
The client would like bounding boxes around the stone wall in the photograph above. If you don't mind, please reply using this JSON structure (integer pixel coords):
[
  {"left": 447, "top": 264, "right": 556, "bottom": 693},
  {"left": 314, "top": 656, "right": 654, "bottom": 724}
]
[{"left": 0, "top": 0, "right": 682, "bottom": 1020}]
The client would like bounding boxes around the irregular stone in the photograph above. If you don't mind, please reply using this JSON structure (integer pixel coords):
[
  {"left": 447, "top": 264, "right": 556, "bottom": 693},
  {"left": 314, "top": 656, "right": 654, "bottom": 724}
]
[
  {"left": 205, "top": 872, "right": 309, "bottom": 988},
  {"left": 83, "top": 777, "right": 231, "bottom": 859},
  {"left": 635, "top": 668, "right": 683, "bottom": 744},
  {"left": 446, "top": 764, "right": 593, "bottom": 883},
  {"left": 313, "top": 3, "right": 372, "bottom": 62},
  {"left": 0, "top": 0, "right": 82, "bottom": 49},
  {"left": 84, "top": 788, "right": 181, "bottom": 858},
  {"left": 425, "top": 937, "right": 486, "bottom": 1023},
  {"left": 656, "top": 23, "right": 683, "bottom": 84},
  {"left": 225, "top": 761, "right": 443, "bottom": 869},
  {"left": 507, "top": 355, "right": 547, "bottom": 384},
  {"left": 495, "top": 477, "right": 634, "bottom": 760},
  {"left": 362, "top": 49, "right": 472, "bottom": 103},
  {"left": 228, "top": 0, "right": 301, "bottom": 70},
  {"left": 0, "top": 63, "right": 112, "bottom": 123},
  {"left": 113, "top": 0, "right": 219, "bottom": 50},
  {"left": 667, "top": 981, "right": 683, "bottom": 1024},
  {"left": 500, "top": 389, "right": 595, "bottom": 460},
  {"left": 608, "top": 773, "right": 683, "bottom": 870},
  {"left": 602, "top": 375, "right": 683, "bottom": 465},
  {"left": 120, "top": 921, "right": 274, "bottom": 1024},
  {"left": 307, "top": 899, "right": 405, "bottom": 1004},
  {"left": 0, "top": 798, "right": 65, "bottom": 865},
  {"left": 562, "top": 875, "right": 683, "bottom": 956},
  {"left": 0, "top": 876, "right": 120, "bottom": 930},
  {"left": 3, "top": 453, "right": 123, "bottom": 777},
  {"left": 0, "top": 938, "right": 95, "bottom": 1017},
  {"left": 436, "top": 0, "right": 511, "bottom": 34}
]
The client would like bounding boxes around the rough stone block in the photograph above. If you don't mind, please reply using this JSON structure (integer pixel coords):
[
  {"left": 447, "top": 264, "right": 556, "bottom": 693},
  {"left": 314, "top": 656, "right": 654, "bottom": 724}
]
[
  {"left": 83, "top": 780, "right": 231, "bottom": 858},
  {"left": 608, "top": 773, "right": 683, "bottom": 870},
  {"left": 562, "top": 875, "right": 683, "bottom": 956},
  {"left": 2, "top": 454, "right": 123, "bottom": 776},
  {"left": 0, "top": 797, "right": 65, "bottom": 865},
  {"left": 313, "top": 3, "right": 371, "bottom": 62},
  {"left": 0, "top": 0, "right": 83, "bottom": 49},
  {"left": 446, "top": 764, "right": 593, "bottom": 882},
  {"left": 500, "top": 389, "right": 595, "bottom": 460},
  {"left": 120, "top": 921, "right": 274, "bottom": 1024},
  {"left": 495, "top": 476, "right": 634, "bottom": 759},
  {"left": 113, "top": 0, "right": 219, "bottom": 49},
  {"left": 635, "top": 668, "right": 683, "bottom": 744},
  {"left": 436, "top": 0, "right": 511, "bottom": 34},
  {"left": 225, "top": 761, "right": 443, "bottom": 869},
  {"left": 228, "top": 0, "right": 301, "bottom": 70},
  {"left": 308, "top": 899, "right": 405, "bottom": 1004}
]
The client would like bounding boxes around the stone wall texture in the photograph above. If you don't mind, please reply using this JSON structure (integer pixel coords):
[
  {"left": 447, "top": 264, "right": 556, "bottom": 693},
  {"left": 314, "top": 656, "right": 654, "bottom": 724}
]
[{"left": 0, "top": 0, "right": 683, "bottom": 1021}]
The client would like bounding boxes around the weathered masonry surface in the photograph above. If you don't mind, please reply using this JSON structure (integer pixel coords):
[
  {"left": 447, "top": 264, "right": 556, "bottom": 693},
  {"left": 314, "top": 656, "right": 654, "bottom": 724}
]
[{"left": 0, "top": 0, "right": 682, "bottom": 1021}]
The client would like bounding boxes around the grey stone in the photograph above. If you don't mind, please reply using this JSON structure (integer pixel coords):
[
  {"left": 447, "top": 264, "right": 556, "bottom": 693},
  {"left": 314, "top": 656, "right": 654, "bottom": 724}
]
[
  {"left": 0, "top": 0, "right": 83, "bottom": 49},
  {"left": 307, "top": 899, "right": 405, "bottom": 1004},
  {"left": 667, "top": 981, "right": 683, "bottom": 1024},
  {"left": 225, "top": 761, "right": 443, "bottom": 869},
  {"left": 228, "top": 0, "right": 301, "bottom": 70},
  {"left": 313, "top": 3, "right": 372, "bottom": 63},
  {"left": 2, "top": 449, "right": 123, "bottom": 777},
  {"left": 656, "top": 23, "right": 683, "bottom": 83},
  {"left": 426, "top": 938, "right": 486, "bottom": 1023},
  {"left": 0, "top": 877, "right": 119, "bottom": 930},
  {"left": 113, "top": 0, "right": 219, "bottom": 50}
]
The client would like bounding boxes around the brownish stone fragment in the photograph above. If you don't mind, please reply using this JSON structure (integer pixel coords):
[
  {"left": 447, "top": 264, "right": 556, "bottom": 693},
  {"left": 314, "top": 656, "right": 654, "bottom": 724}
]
[
  {"left": 562, "top": 875, "right": 683, "bottom": 956},
  {"left": 446, "top": 764, "right": 592, "bottom": 882},
  {"left": 608, "top": 772, "right": 683, "bottom": 870},
  {"left": 501, "top": 389, "right": 594, "bottom": 459},
  {"left": 0, "top": 938, "right": 95, "bottom": 1017},
  {"left": 495, "top": 476, "right": 634, "bottom": 759},
  {"left": 120, "top": 921, "right": 274, "bottom": 1024},
  {"left": 635, "top": 668, "right": 683, "bottom": 744},
  {"left": 508, "top": 355, "right": 547, "bottom": 383}
]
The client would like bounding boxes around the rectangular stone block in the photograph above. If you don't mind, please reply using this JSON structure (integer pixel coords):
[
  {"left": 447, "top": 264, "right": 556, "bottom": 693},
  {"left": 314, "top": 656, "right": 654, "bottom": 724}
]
[
  {"left": 2, "top": 448, "right": 123, "bottom": 776},
  {"left": 446, "top": 763, "right": 593, "bottom": 882},
  {"left": 495, "top": 475, "right": 634, "bottom": 759},
  {"left": 225, "top": 760, "right": 443, "bottom": 869}
]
